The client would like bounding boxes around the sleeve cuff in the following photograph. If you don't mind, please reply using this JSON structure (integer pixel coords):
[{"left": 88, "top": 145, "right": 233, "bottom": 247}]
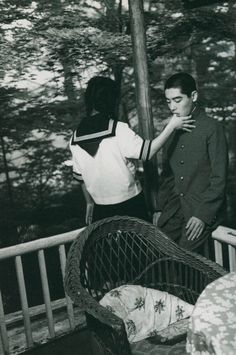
[
  {"left": 194, "top": 210, "right": 215, "bottom": 226},
  {"left": 139, "top": 139, "right": 152, "bottom": 161},
  {"left": 73, "top": 171, "right": 83, "bottom": 182}
]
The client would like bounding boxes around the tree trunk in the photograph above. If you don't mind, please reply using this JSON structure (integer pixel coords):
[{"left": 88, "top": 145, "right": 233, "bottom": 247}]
[
  {"left": 60, "top": 56, "right": 78, "bottom": 121},
  {"left": 128, "top": 0, "right": 159, "bottom": 213},
  {"left": 0, "top": 133, "right": 14, "bottom": 208},
  {"left": 0, "top": 132, "right": 18, "bottom": 245},
  {"left": 56, "top": 0, "right": 78, "bottom": 121}
]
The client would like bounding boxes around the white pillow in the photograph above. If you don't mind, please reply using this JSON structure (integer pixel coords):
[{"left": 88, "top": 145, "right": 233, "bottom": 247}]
[{"left": 99, "top": 285, "right": 193, "bottom": 343}]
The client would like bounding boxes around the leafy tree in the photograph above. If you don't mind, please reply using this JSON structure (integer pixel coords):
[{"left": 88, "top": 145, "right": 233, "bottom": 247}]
[{"left": 0, "top": 0, "right": 235, "bottom": 248}]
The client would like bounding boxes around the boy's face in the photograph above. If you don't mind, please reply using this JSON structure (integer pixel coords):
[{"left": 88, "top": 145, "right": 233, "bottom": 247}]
[{"left": 165, "top": 87, "right": 196, "bottom": 117}]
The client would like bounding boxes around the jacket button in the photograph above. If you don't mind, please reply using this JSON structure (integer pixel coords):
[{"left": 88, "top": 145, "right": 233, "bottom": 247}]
[
  {"left": 180, "top": 176, "right": 184, "bottom": 180},
  {"left": 212, "top": 216, "right": 217, "bottom": 223},
  {"left": 181, "top": 145, "right": 185, "bottom": 149},
  {"left": 180, "top": 160, "right": 184, "bottom": 164},
  {"left": 180, "top": 193, "right": 184, "bottom": 197}
]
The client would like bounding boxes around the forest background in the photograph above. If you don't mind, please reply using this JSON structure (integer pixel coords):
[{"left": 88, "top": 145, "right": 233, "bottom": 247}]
[
  {"left": 0, "top": 0, "right": 235, "bottom": 245},
  {"left": 0, "top": 0, "right": 235, "bottom": 311}
]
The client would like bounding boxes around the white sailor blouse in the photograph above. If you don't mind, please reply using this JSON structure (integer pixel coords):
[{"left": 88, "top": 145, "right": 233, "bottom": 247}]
[{"left": 70, "top": 118, "right": 151, "bottom": 205}]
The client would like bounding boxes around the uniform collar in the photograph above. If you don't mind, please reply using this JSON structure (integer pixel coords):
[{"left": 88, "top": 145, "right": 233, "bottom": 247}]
[
  {"left": 191, "top": 105, "right": 205, "bottom": 120},
  {"left": 72, "top": 114, "right": 117, "bottom": 144},
  {"left": 71, "top": 115, "right": 117, "bottom": 156}
]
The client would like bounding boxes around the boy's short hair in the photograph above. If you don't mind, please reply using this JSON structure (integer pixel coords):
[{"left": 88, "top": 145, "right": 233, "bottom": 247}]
[{"left": 164, "top": 72, "right": 197, "bottom": 97}]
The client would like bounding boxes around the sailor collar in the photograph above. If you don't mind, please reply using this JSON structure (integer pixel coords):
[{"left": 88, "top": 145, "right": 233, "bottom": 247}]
[{"left": 71, "top": 115, "right": 117, "bottom": 146}]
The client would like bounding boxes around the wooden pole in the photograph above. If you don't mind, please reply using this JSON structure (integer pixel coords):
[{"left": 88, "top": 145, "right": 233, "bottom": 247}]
[
  {"left": 128, "top": 0, "right": 153, "bottom": 137},
  {"left": 128, "top": 0, "right": 159, "bottom": 213}
]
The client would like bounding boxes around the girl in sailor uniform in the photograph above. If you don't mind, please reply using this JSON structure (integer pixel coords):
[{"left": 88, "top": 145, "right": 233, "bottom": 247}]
[{"left": 70, "top": 76, "right": 195, "bottom": 224}]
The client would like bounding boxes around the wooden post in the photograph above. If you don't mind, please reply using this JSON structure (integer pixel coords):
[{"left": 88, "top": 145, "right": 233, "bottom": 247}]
[{"left": 128, "top": 0, "right": 159, "bottom": 213}]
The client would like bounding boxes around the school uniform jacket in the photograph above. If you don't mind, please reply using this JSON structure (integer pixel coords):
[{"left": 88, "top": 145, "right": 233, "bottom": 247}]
[{"left": 157, "top": 107, "right": 228, "bottom": 228}]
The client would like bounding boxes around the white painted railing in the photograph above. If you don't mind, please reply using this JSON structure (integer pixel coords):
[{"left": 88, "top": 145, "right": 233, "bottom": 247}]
[
  {"left": 0, "top": 227, "right": 84, "bottom": 355},
  {"left": 212, "top": 225, "right": 236, "bottom": 272}
]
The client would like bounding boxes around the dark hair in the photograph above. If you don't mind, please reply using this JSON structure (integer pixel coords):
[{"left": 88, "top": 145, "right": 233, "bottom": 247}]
[
  {"left": 85, "top": 76, "right": 119, "bottom": 119},
  {"left": 164, "top": 72, "right": 197, "bottom": 97}
]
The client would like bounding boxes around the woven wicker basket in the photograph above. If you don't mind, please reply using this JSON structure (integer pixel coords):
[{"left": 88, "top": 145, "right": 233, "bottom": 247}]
[{"left": 65, "top": 216, "right": 226, "bottom": 355}]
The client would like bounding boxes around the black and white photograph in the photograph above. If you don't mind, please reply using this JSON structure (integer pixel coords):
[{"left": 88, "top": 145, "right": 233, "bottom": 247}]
[{"left": 0, "top": 0, "right": 235, "bottom": 354}]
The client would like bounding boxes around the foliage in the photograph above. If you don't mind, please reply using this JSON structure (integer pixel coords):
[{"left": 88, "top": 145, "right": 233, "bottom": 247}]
[{"left": 0, "top": 0, "right": 235, "bottom": 247}]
